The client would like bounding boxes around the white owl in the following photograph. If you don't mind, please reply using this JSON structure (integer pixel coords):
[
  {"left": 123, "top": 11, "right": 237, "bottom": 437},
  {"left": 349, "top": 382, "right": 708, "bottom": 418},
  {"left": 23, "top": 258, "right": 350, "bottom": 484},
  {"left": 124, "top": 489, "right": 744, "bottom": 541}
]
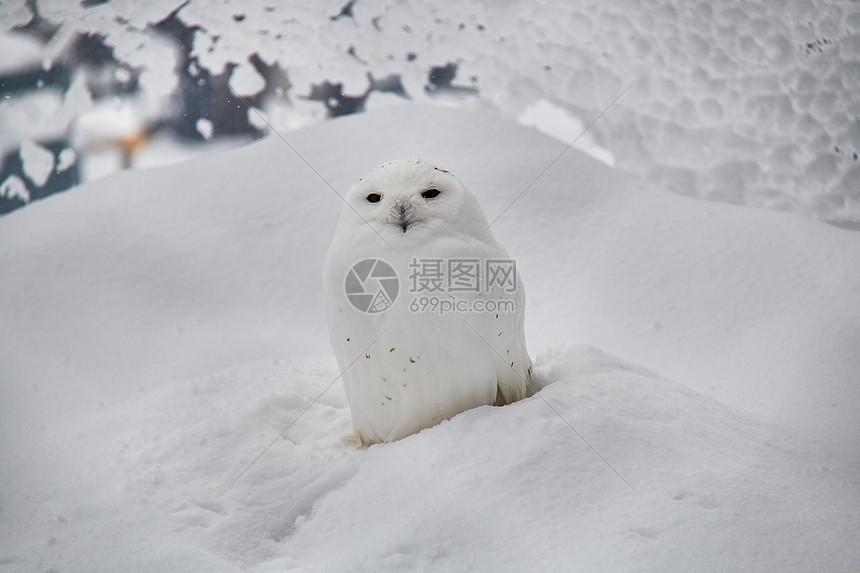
[{"left": 324, "top": 159, "right": 531, "bottom": 444}]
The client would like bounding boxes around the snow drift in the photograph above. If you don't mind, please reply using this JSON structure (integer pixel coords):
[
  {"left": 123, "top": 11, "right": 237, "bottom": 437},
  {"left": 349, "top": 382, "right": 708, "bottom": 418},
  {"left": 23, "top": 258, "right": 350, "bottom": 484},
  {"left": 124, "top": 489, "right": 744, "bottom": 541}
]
[{"left": 1, "top": 106, "right": 858, "bottom": 571}]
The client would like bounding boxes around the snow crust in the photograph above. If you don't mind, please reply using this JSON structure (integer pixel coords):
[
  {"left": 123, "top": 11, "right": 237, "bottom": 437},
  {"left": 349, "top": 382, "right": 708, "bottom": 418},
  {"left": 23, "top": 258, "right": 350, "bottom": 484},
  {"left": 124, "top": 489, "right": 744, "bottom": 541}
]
[
  {"left": 2, "top": 0, "right": 857, "bottom": 225},
  {"left": 518, "top": 98, "right": 615, "bottom": 166},
  {"left": 0, "top": 174, "right": 30, "bottom": 202},
  {"left": 19, "top": 138, "right": 56, "bottom": 188},
  {"left": 0, "top": 105, "right": 858, "bottom": 571},
  {"left": 0, "top": 31, "right": 43, "bottom": 74}
]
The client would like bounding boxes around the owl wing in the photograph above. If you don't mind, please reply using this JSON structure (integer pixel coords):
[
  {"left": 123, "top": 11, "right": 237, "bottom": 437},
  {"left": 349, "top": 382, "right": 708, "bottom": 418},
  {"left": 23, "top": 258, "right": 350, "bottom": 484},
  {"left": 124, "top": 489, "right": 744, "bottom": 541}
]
[{"left": 460, "top": 240, "right": 531, "bottom": 405}]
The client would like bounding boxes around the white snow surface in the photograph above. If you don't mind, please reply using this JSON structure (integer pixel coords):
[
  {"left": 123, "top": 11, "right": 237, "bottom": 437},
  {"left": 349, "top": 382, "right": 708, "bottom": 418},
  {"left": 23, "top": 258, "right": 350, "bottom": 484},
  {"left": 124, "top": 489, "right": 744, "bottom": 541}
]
[
  {"left": 18, "top": 138, "right": 56, "bottom": 188},
  {"left": 518, "top": 99, "right": 615, "bottom": 166},
  {"left": 0, "top": 174, "right": 29, "bottom": 202},
  {"left": 0, "top": 31, "right": 43, "bottom": 74},
  {"left": 1, "top": 106, "right": 858, "bottom": 571},
  {"left": 55, "top": 147, "right": 77, "bottom": 172}
]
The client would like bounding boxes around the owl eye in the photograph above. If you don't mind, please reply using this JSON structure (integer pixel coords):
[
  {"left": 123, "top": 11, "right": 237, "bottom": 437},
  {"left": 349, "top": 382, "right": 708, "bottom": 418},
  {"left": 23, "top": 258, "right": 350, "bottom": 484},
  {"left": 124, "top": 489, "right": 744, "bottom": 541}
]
[
  {"left": 421, "top": 189, "right": 441, "bottom": 199},
  {"left": 366, "top": 193, "right": 382, "bottom": 203}
]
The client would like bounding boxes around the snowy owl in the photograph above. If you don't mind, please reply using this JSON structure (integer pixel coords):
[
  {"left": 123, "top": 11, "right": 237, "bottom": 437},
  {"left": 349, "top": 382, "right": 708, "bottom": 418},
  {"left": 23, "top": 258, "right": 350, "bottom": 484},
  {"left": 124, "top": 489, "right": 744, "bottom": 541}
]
[{"left": 324, "top": 159, "right": 531, "bottom": 444}]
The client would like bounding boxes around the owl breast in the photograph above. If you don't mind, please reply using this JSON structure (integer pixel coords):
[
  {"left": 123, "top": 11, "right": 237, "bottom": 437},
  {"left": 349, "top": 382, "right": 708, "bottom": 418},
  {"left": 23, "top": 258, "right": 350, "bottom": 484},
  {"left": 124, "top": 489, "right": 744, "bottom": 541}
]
[{"left": 338, "top": 308, "right": 500, "bottom": 444}]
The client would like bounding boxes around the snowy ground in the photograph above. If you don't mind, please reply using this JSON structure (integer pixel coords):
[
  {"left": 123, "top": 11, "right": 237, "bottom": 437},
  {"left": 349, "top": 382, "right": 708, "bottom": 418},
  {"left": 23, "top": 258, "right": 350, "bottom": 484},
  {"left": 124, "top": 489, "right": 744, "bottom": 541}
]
[{"left": 1, "top": 106, "right": 858, "bottom": 571}]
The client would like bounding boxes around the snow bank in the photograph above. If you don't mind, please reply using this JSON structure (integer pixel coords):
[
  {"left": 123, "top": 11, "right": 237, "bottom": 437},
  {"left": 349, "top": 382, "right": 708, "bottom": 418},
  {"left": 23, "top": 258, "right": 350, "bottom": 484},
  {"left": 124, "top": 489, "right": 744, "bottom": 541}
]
[
  {"left": 2, "top": 105, "right": 857, "bottom": 437},
  {"left": 2, "top": 349, "right": 856, "bottom": 571},
  {"left": 1, "top": 105, "right": 858, "bottom": 571},
  {"left": 0, "top": 31, "right": 43, "bottom": 74}
]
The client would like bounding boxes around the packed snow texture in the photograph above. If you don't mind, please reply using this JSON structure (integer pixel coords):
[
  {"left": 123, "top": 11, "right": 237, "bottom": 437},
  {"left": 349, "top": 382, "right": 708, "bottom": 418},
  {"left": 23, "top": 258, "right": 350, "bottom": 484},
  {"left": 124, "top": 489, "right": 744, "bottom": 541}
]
[
  {"left": 1, "top": 106, "right": 858, "bottom": 571},
  {"left": 0, "top": 174, "right": 30, "bottom": 202},
  {"left": 1, "top": 0, "right": 858, "bottom": 226},
  {"left": 18, "top": 138, "right": 56, "bottom": 188}
]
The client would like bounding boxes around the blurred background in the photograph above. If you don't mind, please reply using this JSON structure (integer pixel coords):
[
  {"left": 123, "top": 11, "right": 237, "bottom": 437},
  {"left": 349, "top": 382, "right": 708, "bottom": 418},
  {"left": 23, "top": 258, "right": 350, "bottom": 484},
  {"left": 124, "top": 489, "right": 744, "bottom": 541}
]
[{"left": 1, "top": 0, "right": 858, "bottom": 227}]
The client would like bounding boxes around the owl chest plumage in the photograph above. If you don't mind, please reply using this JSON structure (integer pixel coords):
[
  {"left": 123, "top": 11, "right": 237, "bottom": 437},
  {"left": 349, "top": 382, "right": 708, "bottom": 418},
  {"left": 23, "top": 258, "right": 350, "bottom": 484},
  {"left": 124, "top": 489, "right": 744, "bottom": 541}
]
[{"left": 335, "top": 306, "right": 500, "bottom": 443}]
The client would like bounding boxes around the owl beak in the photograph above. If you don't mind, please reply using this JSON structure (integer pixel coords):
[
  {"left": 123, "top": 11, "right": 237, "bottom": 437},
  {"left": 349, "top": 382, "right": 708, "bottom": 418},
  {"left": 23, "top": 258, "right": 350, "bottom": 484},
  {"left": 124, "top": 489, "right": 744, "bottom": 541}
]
[
  {"left": 398, "top": 204, "right": 409, "bottom": 232},
  {"left": 389, "top": 201, "right": 415, "bottom": 233}
]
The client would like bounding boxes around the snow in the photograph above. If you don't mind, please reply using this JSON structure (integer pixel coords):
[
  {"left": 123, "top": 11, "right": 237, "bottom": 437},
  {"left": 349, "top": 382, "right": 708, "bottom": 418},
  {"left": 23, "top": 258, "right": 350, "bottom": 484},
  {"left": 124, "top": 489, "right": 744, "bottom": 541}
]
[
  {"left": 517, "top": 98, "right": 615, "bottom": 167},
  {"left": 72, "top": 100, "right": 146, "bottom": 143},
  {"left": 0, "top": 31, "right": 43, "bottom": 74},
  {"left": 55, "top": 147, "right": 77, "bottom": 172},
  {"left": 3, "top": 0, "right": 856, "bottom": 225},
  {"left": 18, "top": 138, "right": 55, "bottom": 187},
  {"left": 0, "top": 174, "right": 29, "bottom": 202},
  {"left": 1, "top": 105, "right": 858, "bottom": 571},
  {"left": 0, "top": 69, "right": 93, "bottom": 155},
  {"left": 230, "top": 61, "right": 267, "bottom": 96},
  {"left": 196, "top": 117, "right": 215, "bottom": 141}
]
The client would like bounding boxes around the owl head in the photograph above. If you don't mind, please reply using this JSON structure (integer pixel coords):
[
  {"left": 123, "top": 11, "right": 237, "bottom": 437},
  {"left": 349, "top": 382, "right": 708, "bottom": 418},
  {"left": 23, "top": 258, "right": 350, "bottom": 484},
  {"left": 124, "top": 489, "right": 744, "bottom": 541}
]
[{"left": 339, "top": 159, "right": 494, "bottom": 245}]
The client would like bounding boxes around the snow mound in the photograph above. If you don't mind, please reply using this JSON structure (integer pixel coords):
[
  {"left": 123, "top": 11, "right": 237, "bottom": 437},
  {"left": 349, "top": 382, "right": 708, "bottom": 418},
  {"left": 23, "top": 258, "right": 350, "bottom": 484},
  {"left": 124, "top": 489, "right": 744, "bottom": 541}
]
[
  {"left": 0, "top": 104, "right": 858, "bottom": 571},
  {"left": 2, "top": 348, "right": 856, "bottom": 571},
  {"left": 2, "top": 105, "right": 857, "bottom": 443},
  {"left": 517, "top": 98, "right": 615, "bottom": 166}
]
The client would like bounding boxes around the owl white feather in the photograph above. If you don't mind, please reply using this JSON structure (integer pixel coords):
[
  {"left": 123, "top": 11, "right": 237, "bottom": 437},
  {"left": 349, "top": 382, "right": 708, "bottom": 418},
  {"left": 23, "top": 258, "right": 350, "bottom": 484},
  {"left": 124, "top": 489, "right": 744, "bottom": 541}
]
[{"left": 324, "top": 159, "right": 531, "bottom": 444}]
